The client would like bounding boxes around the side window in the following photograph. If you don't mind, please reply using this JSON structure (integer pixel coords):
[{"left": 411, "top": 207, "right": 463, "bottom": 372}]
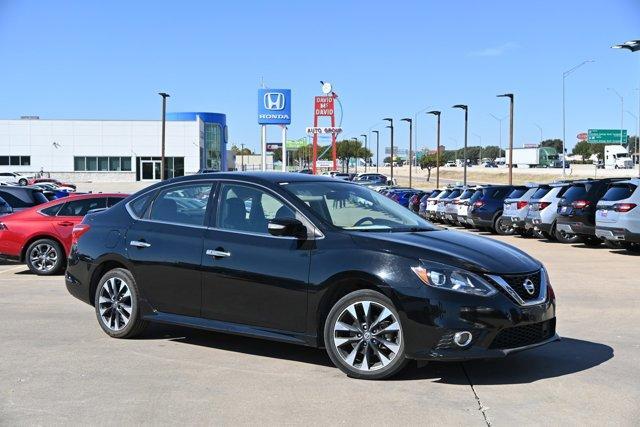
[
  {"left": 40, "top": 203, "right": 64, "bottom": 216},
  {"left": 58, "top": 198, "right": 108, "bottom": 216},
  {"left": 107, "top": 197, "right": 125, "bottom": 207},
  {"left": 129, "top": 193, "right": 151, "bottom": 218},
  {"left": 149, "top": 183, "right": 212, "bottom": 226},
  {"left": 217, "top": 183, "right": 295, "bottom": 234}
]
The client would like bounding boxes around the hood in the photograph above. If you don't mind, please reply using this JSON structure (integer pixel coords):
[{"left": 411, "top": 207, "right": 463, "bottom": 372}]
[{"left": 351, "top": 229, "right": 540, "bottom": 274}]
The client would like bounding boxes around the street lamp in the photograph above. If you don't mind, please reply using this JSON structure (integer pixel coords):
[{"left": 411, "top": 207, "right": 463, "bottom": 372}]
[
  {"left": 563, "top": 60, "right": 594, "bottom": 176},
  {"left": 452, "top": 105, "right": 468, "bottom": 185},
  {"left": 534, "top": 123, "right": 543, "bottom": 144},
  {"left": 158, "top": 92, "right": 170, "bottom": 180},
  {"left": 497, "top": 94, "right": 514, "bottom": 184},
  {"left": 240, "top": 143, "right": 245, "bottom": 171},
  {"left": 351, "top": 137, "right": 359, "bottom": 174},
  {"left": 612, "top": 40, "right": 640, "bottom": 176},
  {"left": 383, "top": 118, "right": 394, "bottom": 181},
  {"left": 401, "top": 118, "right": 413, "bottom": 187},
  {"left": 606, "top": 88, "right": 625, "bottom": 145},
  {"left": 372, "top": 130, "right": 380, "bottom": 173},
  {"left": 427, "top": 111, "right": 441, "bottom": 187},
  {"left": 360, "top": 134, "right": 368, "bottom": 172}
]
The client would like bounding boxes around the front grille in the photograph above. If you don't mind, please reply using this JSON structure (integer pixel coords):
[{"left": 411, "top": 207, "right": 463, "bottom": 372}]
[
  {"left": 500, "top": 271, "right": 542, "bottom": 301},
  {"left": 489, "top": 318, "right": 556, "bottom": 350}
]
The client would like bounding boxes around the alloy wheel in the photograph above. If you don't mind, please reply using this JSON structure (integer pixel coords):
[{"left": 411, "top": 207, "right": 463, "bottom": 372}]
[
  {"left": 29, "top": 244, "right": 58, "bottom": 273},
  {"left": 98, "top": 277, "right": 132, "bottom": 331},
  {"left": 333, "top": 300, "right": 402, "bottom": 372}
]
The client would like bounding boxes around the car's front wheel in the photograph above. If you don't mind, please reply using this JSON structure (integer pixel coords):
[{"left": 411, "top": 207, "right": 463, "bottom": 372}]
[
  {"left": 25, "top": 239, "right": 65, "bottom": 275},
  {"left": 94, "top": 268, "right": 148, "bottom": 338},
  {"left": 18, "top": 178, "right": 28, "bottom": 186},
  {"left": 324, "top": 289, "right": 408, "bottom": 380}
]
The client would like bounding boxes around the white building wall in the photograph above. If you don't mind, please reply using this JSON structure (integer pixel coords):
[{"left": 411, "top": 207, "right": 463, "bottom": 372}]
[{"left": 0, "top": 119, "right": 201, "bottom": 181}]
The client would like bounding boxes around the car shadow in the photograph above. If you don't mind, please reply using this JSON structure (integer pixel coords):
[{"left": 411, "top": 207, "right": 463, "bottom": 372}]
[
  {"left": 398, "top": 337, "right": 613, "bottom": 384},
  {"left": 138, "top": 324, "right": 612, "bottom": 383},
  {"left": 608, "top": 249, "right": 640, "bottom": 256}
]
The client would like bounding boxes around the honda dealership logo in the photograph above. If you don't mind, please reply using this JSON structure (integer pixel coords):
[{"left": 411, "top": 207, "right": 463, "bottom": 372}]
[
  {"left": 258, "top": 89, "right": 291, "bottom": 125},
  {"left": 264, "top": 92, "right": 285, "bottom": 111}
]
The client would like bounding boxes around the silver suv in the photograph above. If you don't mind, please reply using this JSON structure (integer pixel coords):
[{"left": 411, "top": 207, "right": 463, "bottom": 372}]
[
  {"left": 595, "top": 178, "right": 640, "bottom": 253},
  {"left": 524, "top": 182, "right": 579, "bottom": 243},
  {"left": 503, "top": 185, "right": 540, "bottom": 237}
]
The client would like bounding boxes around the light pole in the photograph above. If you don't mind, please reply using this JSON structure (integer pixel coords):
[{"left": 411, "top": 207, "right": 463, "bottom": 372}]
[
  {"left": 240, "top": 143, "right": 245, "bottom": 171},
  {"left": 383, "top": 118, "right": 394, "bottom": 181},
  {"left": 360, "top": 134, "right": 368, "bottom": 172},
  {"left": 534, "top": 123, "right": 543, "bottom": 144},
  {"left": 427, "top": 111, "right": 441, "bottom": 187},
  {"left": 452, "top": 105, "right": 468, "bottom": 185},
  {"left": 607, "top": 88, "right": 625, "bottom": 145},
  {"left": 497, "top": 94, "right": 514, "bottom": 184},
  {"left": 372, "top": 130, "right": 380, "bottom": 173},
  {"left": 400, "top": 118, "right": 413, "bottom": 187},
  {"left": 489, "top": 113, "right": 507, "bottom": 152},
  {"left": 351, "top": 137, "right": 359, "bottom": 174},
  {"left": 472, "top": 132, "right": 482, "bottom": 164},
  {"left": 158, "top": 92, "right": 170, "bottom": 180},
  {"left": 612, "top": 41, "right": 640, "bottom": 176},
  {"left": 563, "top": 60, "right": 594, "bottom": 176},
  {"left": 627, "top": 108, "right": 639, "bottom": 169}
]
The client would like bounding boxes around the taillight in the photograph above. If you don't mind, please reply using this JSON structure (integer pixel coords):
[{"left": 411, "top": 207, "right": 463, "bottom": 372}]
[
  {"left": 516, "top": 201, "right": 528, "bottom": 210},
  {"left": 538, "top": 201, "right": 551, "bottom": 210},
  {"left": 613, "top": 203, "right": 637, "bottom": 213},
  {"left": 71, "top": 223, "right": 91, "bottom": 245},
  {"left": 473, "top": 200, "right": 485, "bottom": 208},
  {"left": 572, "top": 200, "right": 591, "bottom": 209}
]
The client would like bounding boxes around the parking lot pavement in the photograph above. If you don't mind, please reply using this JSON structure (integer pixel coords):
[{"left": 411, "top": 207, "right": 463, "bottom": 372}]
[{"left": 1, "top": 233, "right": 639, "bottom": 425}]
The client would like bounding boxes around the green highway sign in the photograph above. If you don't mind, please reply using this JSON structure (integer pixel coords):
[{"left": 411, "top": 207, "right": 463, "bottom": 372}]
[
  {"left": 286, "top": 138, "right": 307, "bottom": 149},
  {"left": 587, "top": 129, "right": 627, "bottom": 144}
]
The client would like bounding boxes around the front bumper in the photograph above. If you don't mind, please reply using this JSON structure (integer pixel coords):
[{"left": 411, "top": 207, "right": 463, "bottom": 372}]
[{"left": 595, "top": 226, "right": 640, "bottom": 243}]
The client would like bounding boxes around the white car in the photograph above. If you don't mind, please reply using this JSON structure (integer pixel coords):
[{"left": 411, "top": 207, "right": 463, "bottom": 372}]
[
  {"left": 503, "top": 186, "right": 545, "bottom": 236},
  {"left": 524, "top": 182, "right": 579, "bottom": 243},
  {"left": 0, "top": 172, "right": 34, "bottom": 186},
  {"left": 595, "top": 178, "right": 640, "bottom": 253},
  {"left": 426, "top": 189, "right": 451, "bottom": 221}
]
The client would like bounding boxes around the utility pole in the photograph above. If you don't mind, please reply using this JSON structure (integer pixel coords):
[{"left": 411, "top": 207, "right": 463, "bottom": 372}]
[
  {"left": 452, "top": 105, "right": 468, "bottom": 185},
  {"left": 427, "top": 111, "right": 441, "bottom": 188},
  {"left": 158, "top": 92, "right": 170, "bottom": 180},
  {"left": 498, "top": 94, "right": 514, "bottom": 184},
  {"left": 401, "top": 118, "right": 413, "bottom": 187},
  {"left": 383, "top": 118, "right": 394, "bottom": 181},
  {"left": 372, "top": 130, "right": 380, "bottom": 173}
]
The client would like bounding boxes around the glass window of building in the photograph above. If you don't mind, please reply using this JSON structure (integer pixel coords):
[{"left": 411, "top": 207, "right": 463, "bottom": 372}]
[{"left": 204, "top": 123, "right": 222, "bottom": 170}]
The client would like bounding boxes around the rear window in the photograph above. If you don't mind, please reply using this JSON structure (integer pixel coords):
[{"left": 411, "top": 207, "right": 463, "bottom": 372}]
[
  {"left": 438, "top": 190, "right": 452, "bottom": 198},
  {"left": 428, "top": 190, "right": 440, "bottom": 198},
  {"left": 601, "top": 184, "right": 637, "bottom": 201},
  {"left": 531, "top": 187, "right": 551, "bottom": 199},
  {"left": 446, "top": 189, "right": 461, "bottom": 199},
  {"left": 459, "top": 189, "right": 475, "bottom": 199},
  {"left": 507, "top": 188, "right": 527, "bottom": 199},
  {"left": 469, "top": 190, "right": 483, "bottom": 202},
  {"left": 0, "top": 190, "right": 47, "bottom": 208},
  {"left": 562, "top": 184, "right": 588, "bottom": 201}
]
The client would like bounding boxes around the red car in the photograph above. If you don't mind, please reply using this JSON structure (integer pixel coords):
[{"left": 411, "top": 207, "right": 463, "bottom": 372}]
[
  {"left": 28, "top": 178, "right": 77, "bottom": 190},
  {"left": 0, "top": 193, "right": 127, "bottom": 275}
]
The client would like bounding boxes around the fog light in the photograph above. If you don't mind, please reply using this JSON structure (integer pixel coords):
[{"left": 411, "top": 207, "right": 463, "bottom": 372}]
[{"left": 453, "top": 331, "right": 473, "bottom": 347}]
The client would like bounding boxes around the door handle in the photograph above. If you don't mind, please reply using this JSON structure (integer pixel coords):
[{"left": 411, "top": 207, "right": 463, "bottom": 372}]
[
  {"left": 57, "top": 221, "right": 74, "bottom": 226},
  {"left": 130, "top": 240, "right": 151, "bottom": 248},
  {"left": 206, "top": 249, "right": 231, "bottom": 258}
]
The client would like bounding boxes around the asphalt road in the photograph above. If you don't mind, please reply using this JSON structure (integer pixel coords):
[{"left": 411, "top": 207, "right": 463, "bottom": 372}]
[{"left": 1, "top": 230, "right": 639, "bottom": 425}]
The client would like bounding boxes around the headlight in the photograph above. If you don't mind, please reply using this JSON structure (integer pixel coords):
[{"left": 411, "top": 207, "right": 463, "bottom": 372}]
[{"left": 411, "top": 261, "right": 497, "bottom": 297}]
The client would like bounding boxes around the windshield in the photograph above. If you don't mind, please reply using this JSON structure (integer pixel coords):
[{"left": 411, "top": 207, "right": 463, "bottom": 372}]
[{"left": 283, "top": 181, "right": 437, "bottom": 232}]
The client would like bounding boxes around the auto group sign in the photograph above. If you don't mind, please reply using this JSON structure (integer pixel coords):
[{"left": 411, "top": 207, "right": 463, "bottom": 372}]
[{"left": 258, "top": 89, "right": 291, "bottom": 125}]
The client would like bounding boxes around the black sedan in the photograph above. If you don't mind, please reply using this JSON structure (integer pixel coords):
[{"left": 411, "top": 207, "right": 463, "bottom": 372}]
[{"left": 65, "top": 172, "right": 558, "bottom": 380}]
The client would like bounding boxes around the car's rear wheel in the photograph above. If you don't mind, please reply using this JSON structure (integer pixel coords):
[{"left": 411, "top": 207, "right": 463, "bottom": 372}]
[
  {"left": 94, "top": 268, "right": 148, "bottom": 338},
  {"left": 555, "top": 227, "right": 579, "bottom": 244},
  {"left": 25, "top": 239, "right": 65, "bottom": 275},
  {"left": 18, "top": 178, "right": 28, "bottom": 186},
  {"left": 494, "top": 215, "right": 515, "bottom": 235},
  {"left": 324, "top": 289, "right": 408, "bottom": 380}
]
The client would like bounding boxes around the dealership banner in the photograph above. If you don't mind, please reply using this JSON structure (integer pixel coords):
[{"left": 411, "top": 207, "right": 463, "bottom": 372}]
[{"left": 258, "top": 89, "right": 291, "bottom": 125}]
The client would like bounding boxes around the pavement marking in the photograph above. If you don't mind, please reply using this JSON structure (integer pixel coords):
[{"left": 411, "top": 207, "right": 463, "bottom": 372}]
[{"left": 0, "top": 265, "right": 26, "bottom": 274}]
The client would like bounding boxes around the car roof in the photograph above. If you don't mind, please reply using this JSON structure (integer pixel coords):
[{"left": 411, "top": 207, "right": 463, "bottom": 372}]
[{"left": 0, "top": 185, "right": 42, "bottom": 194}]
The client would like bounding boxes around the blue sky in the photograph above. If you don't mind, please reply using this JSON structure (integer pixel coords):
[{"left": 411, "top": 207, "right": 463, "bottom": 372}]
[{"left": 0, "top": 0, "right": 638, "bottom": 155}]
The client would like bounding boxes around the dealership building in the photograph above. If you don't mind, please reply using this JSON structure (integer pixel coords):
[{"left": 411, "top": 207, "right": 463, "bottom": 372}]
[{"left": 0, "top": 112, "right": 228, "bottom": 181}]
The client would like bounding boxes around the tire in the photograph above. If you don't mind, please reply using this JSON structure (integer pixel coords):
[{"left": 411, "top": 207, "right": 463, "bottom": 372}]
[
  {"left": 555, "top": 226, "right": 580, "bottom": 244},
  {"left": 94, "top": 268, "right": 148, "bottom": 339},
  {"left": 621, "top": 242, "right": 640, "bottom": 253},
  {"left": 580, "top": 235, "right": 602, "bottom": 247},
  {"left": 25, "top": 238, "right": 65, "bottom": 275},
  {"left": 18, "top": 178, "right": 28, "bottom": 186},
  {"left": 518, "top": 229, "right": 534, "bottom": 238},
  {"left": 324, "top": 289, "right": 408, "bottom": 380},
  {"left": 603, "top": 240, "right": 621, "bottom": 249},
  {"left": 494, "top": 215, "right": 515, "bottom": 235}
]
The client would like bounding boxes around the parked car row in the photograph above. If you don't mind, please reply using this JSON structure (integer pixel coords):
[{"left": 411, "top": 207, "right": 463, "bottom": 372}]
[{"left": 378, "top": 178, "right": 639, "bottom": 254}]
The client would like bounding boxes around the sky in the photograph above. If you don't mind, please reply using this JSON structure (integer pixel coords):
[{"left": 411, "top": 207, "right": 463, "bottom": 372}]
[{"left": 0, "top": 0, "right": 639, "bottom": 156}]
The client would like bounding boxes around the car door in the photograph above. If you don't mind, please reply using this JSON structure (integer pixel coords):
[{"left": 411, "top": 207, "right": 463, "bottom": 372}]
[
  {"left": 201, "top": 181, "right": 311, "bottom": 332},
  {"left": 53, "top": 197, "right": 109, "bottom": 252},
  {"left": 125, "top": 181, "right": 214, "bottom": 318}
]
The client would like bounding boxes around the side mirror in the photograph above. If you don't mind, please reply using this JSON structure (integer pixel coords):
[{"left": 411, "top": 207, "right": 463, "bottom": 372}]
[{"left": 267, "top": 218, "right": 307, "bottom": 238}]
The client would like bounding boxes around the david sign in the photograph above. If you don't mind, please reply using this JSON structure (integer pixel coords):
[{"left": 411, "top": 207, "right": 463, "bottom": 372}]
[{"left": 258, "top": 89, "right": 292, "bottom": 125}]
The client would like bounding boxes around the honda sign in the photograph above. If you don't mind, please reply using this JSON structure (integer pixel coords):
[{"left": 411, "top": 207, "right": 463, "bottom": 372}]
[{"left": 258, "top": 89, "right": 291, "bottom": 125}]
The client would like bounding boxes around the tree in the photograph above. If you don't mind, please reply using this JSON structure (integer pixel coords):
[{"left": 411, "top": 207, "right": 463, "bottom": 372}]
[
  {"left": 336, "top": 139, "right": 363, "bottom": 173},
  {"left": 571, "top": 140, "right": 591, "bottom": 160},
  {"left": 482, "top": 146, "right": 503, "bottom": 161},
  {"left": 541, "top": 139, "right": 564, "bottom": 154},
  {"left": 419, "top": 154, "right": 443, "bottom": 181}
]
